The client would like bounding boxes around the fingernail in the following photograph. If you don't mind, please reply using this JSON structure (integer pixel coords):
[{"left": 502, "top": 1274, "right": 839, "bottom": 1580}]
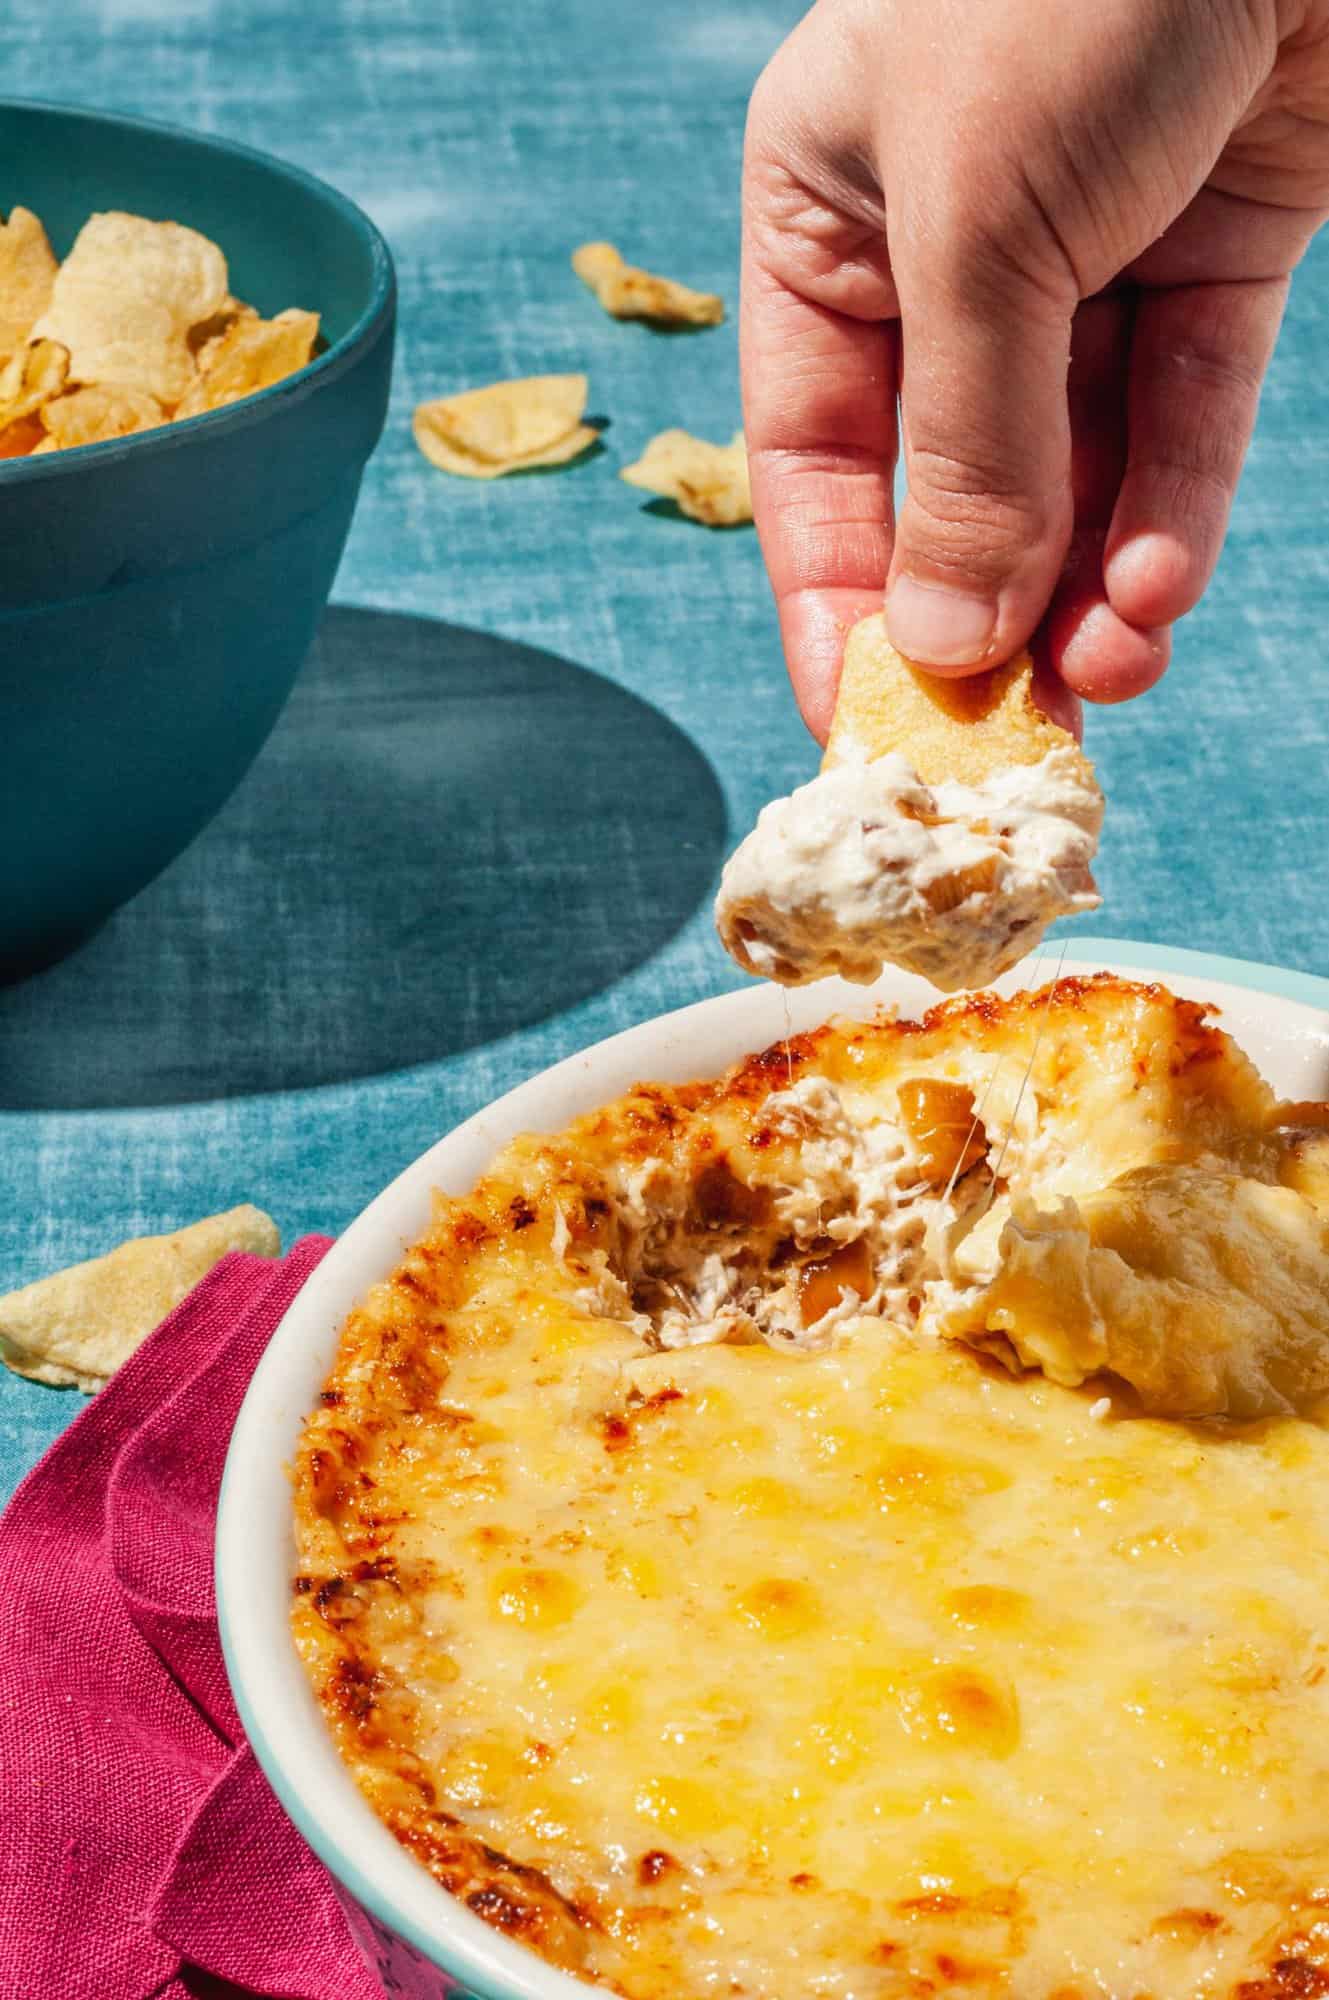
[{"left": 885, "top": 578, "right": 996, "bottom": 667}]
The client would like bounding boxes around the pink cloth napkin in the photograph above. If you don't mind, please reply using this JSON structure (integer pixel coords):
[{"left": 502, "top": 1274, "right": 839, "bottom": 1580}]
[{"left": 0, "top": 1240, "right": 391, "bottom": 2000}]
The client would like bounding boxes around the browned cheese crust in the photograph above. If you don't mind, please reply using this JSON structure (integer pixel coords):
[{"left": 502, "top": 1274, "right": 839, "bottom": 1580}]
[{"left": 291, "top": 978, "right": 1329, "bottom": 2000}]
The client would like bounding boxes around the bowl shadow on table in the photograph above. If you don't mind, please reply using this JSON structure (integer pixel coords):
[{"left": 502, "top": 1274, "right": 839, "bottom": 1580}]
[{"left": 0, "top": 608, "right": 729, "bottom": 1111}]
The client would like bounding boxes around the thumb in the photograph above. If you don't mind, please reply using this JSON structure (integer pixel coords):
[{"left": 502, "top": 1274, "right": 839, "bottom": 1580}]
[{"left": 885, "top": 238, "right": 1077, "bottom": 673}]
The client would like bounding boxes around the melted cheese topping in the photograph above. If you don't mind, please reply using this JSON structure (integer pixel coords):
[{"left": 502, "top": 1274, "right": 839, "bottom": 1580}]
[
  {"left": 291, "top": 979, "right": 1329, "bottom": 2000},
  {"left": 935, "top": 1165, "right": 1329, "bottom": 1417}
]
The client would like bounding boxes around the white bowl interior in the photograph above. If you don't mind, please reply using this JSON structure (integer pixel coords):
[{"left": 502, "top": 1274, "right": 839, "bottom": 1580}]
[{"left": 217, "top": 940, "right": 1329, "bottom": 1999}]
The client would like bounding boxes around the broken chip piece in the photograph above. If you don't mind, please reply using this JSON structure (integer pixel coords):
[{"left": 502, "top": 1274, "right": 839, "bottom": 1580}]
[
  {"left": 174, "top": 307, "right": 320, "bottom": 418},
  {"left": 187, "top": 294, "right": 258, "bottom": 364},
  {"left": 0, "top": 206, "right": 58, "bottom": 357},
  {"left": 0, "top": 338, "right": 68, "bottom": 444},
  {"left": 31, "top": 210, "right": 230, "bottom": 406},
  {"left": 0, "top": 1204, "right": 281, "bottom": 1392},
  {"left": 572, "top": 241, "right": 724, "bottom": 327},
  {"left": 0, "top": 412, "right": 45, "bottom": 458},
  {"left": 620, "top": 426, "right": 751, "bottom": 525},
  {"left": 39, "top": 382, "right": 165, "bottom": 449},
  {"left": 413, "top": 372, "right": 597, "bottom": 479}
]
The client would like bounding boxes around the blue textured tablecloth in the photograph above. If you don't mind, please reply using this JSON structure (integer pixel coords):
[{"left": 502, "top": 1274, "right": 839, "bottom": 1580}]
[{"left": 2, "top": 0, "right": 1327, "bottom": 1499}]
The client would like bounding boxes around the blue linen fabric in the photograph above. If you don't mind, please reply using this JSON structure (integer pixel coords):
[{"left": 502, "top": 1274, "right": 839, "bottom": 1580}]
[{"left": 1, "top": 0, "right": 1327, "bottom": 1499}]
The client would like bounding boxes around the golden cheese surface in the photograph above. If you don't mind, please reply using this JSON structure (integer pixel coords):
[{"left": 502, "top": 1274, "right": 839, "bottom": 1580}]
[{"left": 292, "top": 979, "right": 1329, "bottom": 1999}]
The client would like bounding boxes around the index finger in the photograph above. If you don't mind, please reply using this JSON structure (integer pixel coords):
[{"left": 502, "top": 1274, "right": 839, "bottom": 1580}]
[{"left": 741, "top": 247, "right": 899, "bottom": 744}]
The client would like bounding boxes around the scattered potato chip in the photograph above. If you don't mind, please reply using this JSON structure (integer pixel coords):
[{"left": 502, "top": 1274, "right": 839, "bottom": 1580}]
[
  {"left": 420, "top": 373, "right": 588, "bottom": 463},
  {"left": 414, "top": 417, "right": 598, "bottom": 479},
  {"left": 621, "top": 427, "right": 751, "bottom": 525},
  {"left": 0, "top": 206, "right": 58, "bottom": 355},
  {"left": 572, "top": 241, "right": 724, "bottom": 327},
  {"left": 0, "top": 337, "right": 67, "bottom": 434},
  {"left": 174, "top": 307, "right": 320, "bottom": 418},
  {"left": 0, "top": 1205, "right": 280, "bottom": 1392},
  {"left": 32, "top": 210, "right": 229, "bottom": 406},
  {"left": 413, "top": 373, "right": 597, "bottom": 478},
  {"left": 40, "top": 382, "right": 165, "bottom": 449}
]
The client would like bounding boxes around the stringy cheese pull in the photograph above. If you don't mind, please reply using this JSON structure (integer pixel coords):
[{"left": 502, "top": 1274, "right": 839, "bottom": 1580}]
[{"left": 932, "top": 1165, "right": 1329, "bottom": 1418}]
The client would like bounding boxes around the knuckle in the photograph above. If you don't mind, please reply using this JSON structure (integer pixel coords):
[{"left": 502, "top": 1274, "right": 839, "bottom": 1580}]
[
  {"left": 776, "top": 517, "right": 893, "bottom": 594},
  {"left": 1127, "top": 314, "right": 1268, "bottom": 492},
  {"left": 899, "top": 176, "right": 1077, "bottom": 315},
  {"left": 752, "top": 450, "right": 893, "bottom": 592},
  {"left": 744, "top": 169, "right": 850, "bottom": 260},
  {"left": 904, "top": 447, "right": 1054, "bottom": 572},
  {"left": 1154, "top": 334, "right": 1263, "bottom": 408},
  {"left": 900, "top": 500, "right": 1057, "bottom": 588},
  {"left": 744, "top": 197, "right": 894, "bottom": 322},
  {"left": 900, "top": 518, "right": 1033, "bottom": 588},
  {"left": 1129, "top": 456, "right": 1234, "bottom": 535},
  {"left": 902, "top": 205, "right": 999, "bottom": 298},
  {"left": 1130, "top": 382, "right": 1251, "bottom": 489},
  {"left": 743, "top": 152, "right": 894, "bottom": 317},
  {"left": 752, "top": 440, "right": 888, "bottom": 482},
  {"left": 745, "top": 55, "right": 790, "bottom": 145}
]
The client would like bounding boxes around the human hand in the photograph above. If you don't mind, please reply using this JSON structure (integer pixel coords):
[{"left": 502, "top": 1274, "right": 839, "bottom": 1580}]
[{"left": 742, "top": 0, "right": 1329, "bottom": 740}]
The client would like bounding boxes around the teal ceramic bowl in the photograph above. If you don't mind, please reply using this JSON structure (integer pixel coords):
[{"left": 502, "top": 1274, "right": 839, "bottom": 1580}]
[{"left": 0, "top": 100, "right": 395, "bottom": 980}]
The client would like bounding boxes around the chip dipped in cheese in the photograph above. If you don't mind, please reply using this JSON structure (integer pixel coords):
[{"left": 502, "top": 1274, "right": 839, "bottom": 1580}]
[{"left": 716, "top": 617, "right": 1104, "bottom": 992}]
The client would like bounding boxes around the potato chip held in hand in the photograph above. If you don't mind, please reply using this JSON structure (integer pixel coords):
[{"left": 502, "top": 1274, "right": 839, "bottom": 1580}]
[
  {"left": 414, "top": 372, "right": 596, "bottom": 479},
  {"left": 621, "top": 427, "right": 752, "bottom": 525},
  {"left": 32, "top": 210, "right": 229, "bottom": 406},
  {"left": 0, "top": 1204, "right": 281, "bottom": 1393},
  {"left": 0, "top": 205, "right": 58, "bottom": 355},
  {"left": 572, "top": 241, "right": 724, "bottom": 327},
  {"left": 824, "top": 615, "right": 1095, "bottom": 788}
]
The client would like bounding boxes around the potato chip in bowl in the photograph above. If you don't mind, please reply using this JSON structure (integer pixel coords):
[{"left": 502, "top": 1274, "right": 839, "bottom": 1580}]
[
  {"left": 0, "top": 99, "right": 393, "bottom": 978},
  {"left": 0, "top": 204, "right": 323, "bottom": 455}
]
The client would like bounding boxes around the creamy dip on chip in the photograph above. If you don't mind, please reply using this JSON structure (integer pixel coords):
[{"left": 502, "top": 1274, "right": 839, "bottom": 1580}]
[{"left": 715, "top": 747, "right": 1103, "bottom": 991}]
